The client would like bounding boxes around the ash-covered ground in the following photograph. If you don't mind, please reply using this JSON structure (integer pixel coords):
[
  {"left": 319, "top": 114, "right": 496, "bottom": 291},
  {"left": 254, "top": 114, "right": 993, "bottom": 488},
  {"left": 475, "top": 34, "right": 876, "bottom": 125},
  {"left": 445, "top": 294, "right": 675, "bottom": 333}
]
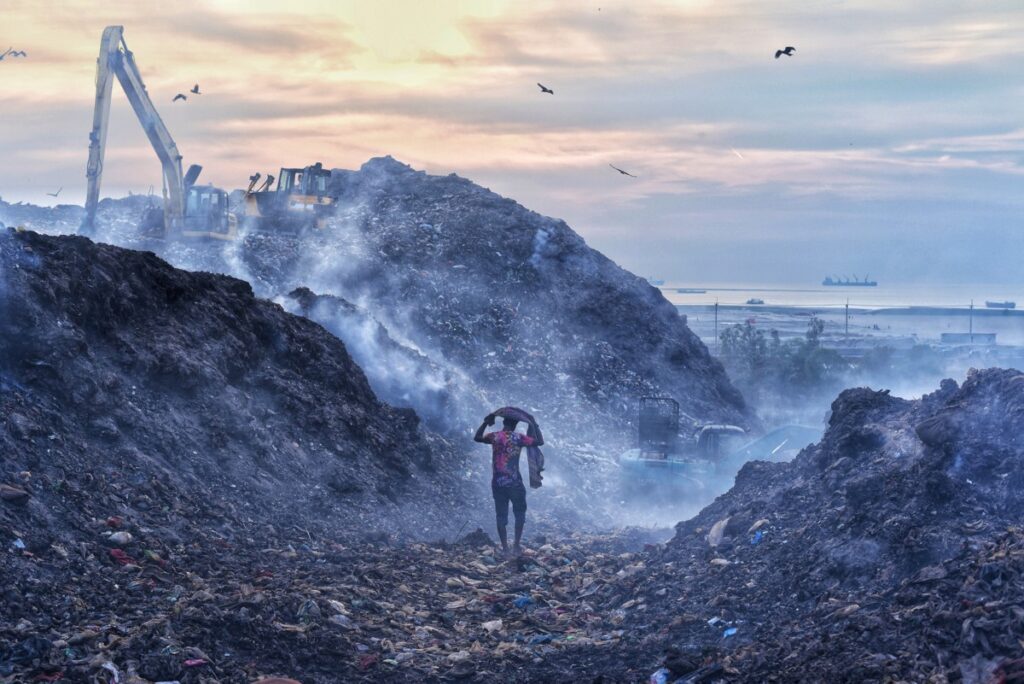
[{"left": 2, "top": 160, "right": 1022, "bottom": 682}]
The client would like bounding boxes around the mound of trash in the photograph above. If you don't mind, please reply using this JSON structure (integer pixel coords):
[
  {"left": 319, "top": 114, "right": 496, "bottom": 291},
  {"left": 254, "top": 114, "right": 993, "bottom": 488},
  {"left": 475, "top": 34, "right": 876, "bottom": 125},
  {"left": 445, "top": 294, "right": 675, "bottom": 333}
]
[
  {"left": 6, "top": 158, "right": 752, "bottom": 454},
  {"left": 308, "top": 157, "right": 751, "bottom": 442},
  {"left": 574, "top": 368, "right": 1024, "bottom": 682},
  {"left": 0, "top": 228, "right": 480, "bottom": 554}
]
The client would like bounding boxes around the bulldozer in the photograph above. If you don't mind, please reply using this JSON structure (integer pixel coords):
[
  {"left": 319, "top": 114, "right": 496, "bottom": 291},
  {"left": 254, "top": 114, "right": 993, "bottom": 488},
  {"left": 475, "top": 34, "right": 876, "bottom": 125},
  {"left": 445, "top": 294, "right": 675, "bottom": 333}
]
[
  {"left": 242, "top": 162, "right": 335, "bottom": 233},
  {"left": 79, "top": 26, "right": 236, "bottom": 240},
  {"left": 618, "top": 397, "right": 746, "bottom": 494}
]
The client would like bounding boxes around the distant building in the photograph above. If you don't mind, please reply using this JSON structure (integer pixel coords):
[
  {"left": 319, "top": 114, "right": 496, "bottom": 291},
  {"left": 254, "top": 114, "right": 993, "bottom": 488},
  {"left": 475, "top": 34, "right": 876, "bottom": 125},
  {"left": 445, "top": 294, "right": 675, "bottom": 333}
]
[{"left": 940, "top": 332, "right": 996, "bottom": 345}]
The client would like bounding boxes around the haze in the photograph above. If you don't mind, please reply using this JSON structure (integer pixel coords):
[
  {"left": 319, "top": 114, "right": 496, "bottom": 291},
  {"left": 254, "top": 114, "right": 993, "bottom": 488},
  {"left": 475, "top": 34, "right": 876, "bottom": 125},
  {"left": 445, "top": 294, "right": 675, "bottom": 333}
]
[{"left": 2, "top": 0, "right": 1023, "bottom": 284}]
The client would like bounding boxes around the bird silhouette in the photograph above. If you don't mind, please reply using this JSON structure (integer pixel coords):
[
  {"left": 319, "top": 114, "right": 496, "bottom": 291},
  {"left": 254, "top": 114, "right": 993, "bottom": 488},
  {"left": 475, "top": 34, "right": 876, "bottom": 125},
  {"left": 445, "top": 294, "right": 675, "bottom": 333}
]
[
  {"left": 190, "top": 84, "right": 201, "bottom": 94},
  {"left": 11, "top": 50, "right": 26, "bottom": 57},
  {"left": 775, "top": 46, "right": 796, "bottom": 58},
  {"left": 0, "top": 48, "right": 11, "bottom": 61},
  {"left": 172, "top": 93, "right": 187, "bottom": 102},
  {"left": 47, "top": 187, "right": 62, "bottom": 198},
  {"left": 537, "top": 83, "right": 554, "bottom": 95},
  {"left": 609, "top": 164, "right": 637, "bottom": 178}
]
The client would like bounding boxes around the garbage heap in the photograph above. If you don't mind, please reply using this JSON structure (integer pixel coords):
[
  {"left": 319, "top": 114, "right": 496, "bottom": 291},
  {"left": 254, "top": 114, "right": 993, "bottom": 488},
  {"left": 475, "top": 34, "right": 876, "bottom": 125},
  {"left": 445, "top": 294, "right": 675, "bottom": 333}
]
[
  {"left": 0, "top": 228, "right": 482, "bottom": 553},
  {"left": 580, "top": 368, "right": 1024, "bottom": 682},
  {"left": 13, "top": 158, "right": 753, "bottom": 449},
  {"left": 5, "top": 158, "right": 758, "bottom": 525}
]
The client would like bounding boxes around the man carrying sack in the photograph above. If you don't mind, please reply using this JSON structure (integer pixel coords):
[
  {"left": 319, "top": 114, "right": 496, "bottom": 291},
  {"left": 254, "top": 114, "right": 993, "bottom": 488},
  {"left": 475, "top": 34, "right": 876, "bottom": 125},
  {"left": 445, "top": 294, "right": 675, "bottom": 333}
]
[{"left": 473, "top": 407, "right": 545, "bottom": 556}]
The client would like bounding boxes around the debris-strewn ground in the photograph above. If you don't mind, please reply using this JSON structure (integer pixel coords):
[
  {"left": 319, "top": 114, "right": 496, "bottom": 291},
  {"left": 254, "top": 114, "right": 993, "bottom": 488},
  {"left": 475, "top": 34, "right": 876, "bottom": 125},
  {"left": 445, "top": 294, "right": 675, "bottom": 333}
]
[
  {"left": 5, "top": 262, "right": 1024, "bottom": 684},
  {"left": 4, "top": 172, "right": 1023, "bottom": 683}
]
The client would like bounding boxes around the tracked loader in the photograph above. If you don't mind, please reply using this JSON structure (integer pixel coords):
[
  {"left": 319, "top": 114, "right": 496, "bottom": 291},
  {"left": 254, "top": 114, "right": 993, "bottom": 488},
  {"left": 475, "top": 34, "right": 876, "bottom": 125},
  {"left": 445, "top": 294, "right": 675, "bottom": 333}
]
[
  {"left": 618, "top": 397, "right": 746, "bottom": 495},
  {"left": 242, "top": 162, "right": 334, "bottom": 233}
]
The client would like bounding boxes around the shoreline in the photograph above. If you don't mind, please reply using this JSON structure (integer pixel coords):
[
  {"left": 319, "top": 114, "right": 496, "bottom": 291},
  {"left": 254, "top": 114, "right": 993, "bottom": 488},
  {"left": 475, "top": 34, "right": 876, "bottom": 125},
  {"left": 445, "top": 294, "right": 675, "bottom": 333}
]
[{"left": 677, "top": 303, "right": 1024, "bottom": 317}]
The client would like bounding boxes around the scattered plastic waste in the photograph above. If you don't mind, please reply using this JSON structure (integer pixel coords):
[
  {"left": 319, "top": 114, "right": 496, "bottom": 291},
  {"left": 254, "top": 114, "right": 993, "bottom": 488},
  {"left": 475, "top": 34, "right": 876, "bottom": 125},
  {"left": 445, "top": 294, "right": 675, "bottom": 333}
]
[
  {"left": 107, "top": 531, "right": 133, "bottom": 546},
  {"left": 751, "top": 530, "right": 764, "bottom": 545},
  {"left": 100, "top": 661, "right": 121, "bottom": 683},
  {"left": 109, "top": 548, "right": 133, "bottom": 565},
  {"left": 723, "top": 627, "right": 738, "bottom": 638},
  {"left": 328, "top": 614, "right": 357, "bottom": 630},
  {"left": 649, "top": 667, "right": 670, "bottom": 684},
  {"left": 513, "top": 595, "right": 534, "bottom": 608}
]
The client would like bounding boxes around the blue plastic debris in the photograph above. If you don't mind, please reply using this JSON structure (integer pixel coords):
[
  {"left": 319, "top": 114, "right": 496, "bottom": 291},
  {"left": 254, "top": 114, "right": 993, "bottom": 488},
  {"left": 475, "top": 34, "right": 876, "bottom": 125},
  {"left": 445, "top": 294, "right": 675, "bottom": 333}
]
[
  {"left": 513, "top": 595, "right": 534, "bottom": 609},
  {"left": 649, "top": 667, "right": 670, "bottom": 684},
  {"left": 11, "top": 538, "right": 25, "bottom": 550},
  {"left": 751, "top": 530, "right": 764, "bottom": 545},
  {"left": 723, "top": 627, "right": 738, "bottom": 638},
  {"left": 528, "top": 634, "right": 555, "bottom": 645}
]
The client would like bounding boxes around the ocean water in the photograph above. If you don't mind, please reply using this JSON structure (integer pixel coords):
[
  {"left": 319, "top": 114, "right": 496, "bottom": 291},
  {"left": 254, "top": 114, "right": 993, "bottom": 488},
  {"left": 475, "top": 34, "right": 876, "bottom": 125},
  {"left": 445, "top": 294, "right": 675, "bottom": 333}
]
[{"left": 659, "top": 281, "right": 1023, "bottom": 310}]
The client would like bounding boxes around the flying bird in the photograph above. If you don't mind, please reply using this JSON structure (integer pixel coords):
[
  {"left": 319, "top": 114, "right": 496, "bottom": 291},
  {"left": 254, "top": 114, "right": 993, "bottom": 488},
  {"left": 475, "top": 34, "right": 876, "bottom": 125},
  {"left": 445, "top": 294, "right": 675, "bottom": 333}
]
[
  {"left": 11, "top": 50, "right": 26, "bottom": 57},
  {"left": 609, "top": 164, "right": 637, "bottom": 178},
  {"left": 172, "top": 93, "right": 187, "bottom": 102},
  {"left": 730, "top": 147, "right": 745, "bottom": 160},
  {"left": 537, "top": 83, "right": 554, "bottom": 94},
  {"left": 46, "top": 187, "right": 62, "bottom": 198},
  {"left": 190, "top": 83, "right": 201, "bottom": 94},
  {"left": 775, "top": 46, "right": 796, "bottom": 58},
  {"left": 0, "top": 48, "right": 11, "bottom": 61}
]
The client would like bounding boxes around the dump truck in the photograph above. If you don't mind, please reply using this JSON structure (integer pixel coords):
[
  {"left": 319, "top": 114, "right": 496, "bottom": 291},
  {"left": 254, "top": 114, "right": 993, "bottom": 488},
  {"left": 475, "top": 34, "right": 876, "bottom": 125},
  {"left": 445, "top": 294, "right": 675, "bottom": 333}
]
[
  {"left": 79, "top": 26, "right": 236, "bottom": 240},
  {"left": 242, "top": 162, "right": 335, "bottom": 233},
  {"left": 618, "top": 397, "right": 746, "bottom": 494}
]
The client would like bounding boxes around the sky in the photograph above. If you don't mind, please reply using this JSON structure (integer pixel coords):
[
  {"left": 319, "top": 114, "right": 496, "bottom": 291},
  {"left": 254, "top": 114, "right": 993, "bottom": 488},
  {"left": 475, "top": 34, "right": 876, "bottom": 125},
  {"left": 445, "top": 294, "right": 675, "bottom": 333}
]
[{"left": 1, "top": 0, "right": 1023, "bottom": 286}]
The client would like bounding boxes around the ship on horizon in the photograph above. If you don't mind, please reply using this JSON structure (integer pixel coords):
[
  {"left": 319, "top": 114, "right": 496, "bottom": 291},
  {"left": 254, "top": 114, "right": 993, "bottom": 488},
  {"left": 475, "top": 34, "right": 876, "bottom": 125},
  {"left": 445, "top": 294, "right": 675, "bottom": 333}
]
[{"left": 822, "top": 275, "right": 878, "bottom": 287}]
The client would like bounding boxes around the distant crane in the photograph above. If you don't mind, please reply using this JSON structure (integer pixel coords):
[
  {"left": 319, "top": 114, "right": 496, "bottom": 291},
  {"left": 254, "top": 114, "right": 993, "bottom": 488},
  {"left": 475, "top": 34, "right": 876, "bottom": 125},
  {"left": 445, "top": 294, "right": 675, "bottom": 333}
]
[{"left": 79, "top": 25, "right": 235, "bottom": 240}]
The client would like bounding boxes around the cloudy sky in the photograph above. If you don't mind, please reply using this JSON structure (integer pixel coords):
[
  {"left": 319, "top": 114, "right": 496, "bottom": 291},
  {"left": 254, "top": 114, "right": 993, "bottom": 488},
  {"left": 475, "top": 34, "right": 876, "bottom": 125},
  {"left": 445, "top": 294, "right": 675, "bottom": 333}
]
[{"left": 2, "top": 0, "right": 1023, "bottom": 285}]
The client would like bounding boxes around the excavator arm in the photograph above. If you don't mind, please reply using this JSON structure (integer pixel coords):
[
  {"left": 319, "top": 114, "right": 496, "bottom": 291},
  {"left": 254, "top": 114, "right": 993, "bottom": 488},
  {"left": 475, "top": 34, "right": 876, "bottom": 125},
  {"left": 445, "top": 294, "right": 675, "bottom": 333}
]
[{"left": 80, "top": 26, "right": 187, "bottom": 236}]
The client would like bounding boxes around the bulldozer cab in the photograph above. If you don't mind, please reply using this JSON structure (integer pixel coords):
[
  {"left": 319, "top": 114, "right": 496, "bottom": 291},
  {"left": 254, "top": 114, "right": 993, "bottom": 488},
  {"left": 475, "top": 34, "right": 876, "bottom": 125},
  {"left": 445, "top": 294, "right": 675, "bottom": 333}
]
[
  {"left": 243, "top": 161, "right": 334, "bottom": 233},
  {"left": 278, "top": 163, "right": 330, "bottom": 198},
  {"left": 638, "top": 397, "right": 680, "bottom": 459}
]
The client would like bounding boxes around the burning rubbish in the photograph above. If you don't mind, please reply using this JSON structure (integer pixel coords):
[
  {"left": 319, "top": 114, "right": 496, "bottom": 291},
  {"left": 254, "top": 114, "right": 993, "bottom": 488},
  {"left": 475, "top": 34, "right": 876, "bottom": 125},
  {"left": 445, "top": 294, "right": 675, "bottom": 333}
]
[{"left": 0, "top": 23, "right": 1020, "bottom": 677}]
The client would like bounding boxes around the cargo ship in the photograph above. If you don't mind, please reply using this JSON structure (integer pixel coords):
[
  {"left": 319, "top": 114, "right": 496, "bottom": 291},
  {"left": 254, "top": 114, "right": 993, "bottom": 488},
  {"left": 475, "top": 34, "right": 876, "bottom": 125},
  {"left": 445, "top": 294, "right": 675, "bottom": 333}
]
[
  {"left": 822, "top": 275, "right": 877, "bottom": 287},
  {"left": 985, "top": 301, "right": 1016, "bottom": 309}
]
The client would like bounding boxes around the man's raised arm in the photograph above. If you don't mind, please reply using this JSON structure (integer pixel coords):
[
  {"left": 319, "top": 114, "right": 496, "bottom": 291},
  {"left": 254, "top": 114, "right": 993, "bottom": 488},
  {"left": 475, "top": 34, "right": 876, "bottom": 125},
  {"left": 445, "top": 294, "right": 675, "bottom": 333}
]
[{"left": 474, "top": 413, "right": 495, "bottom": 443}]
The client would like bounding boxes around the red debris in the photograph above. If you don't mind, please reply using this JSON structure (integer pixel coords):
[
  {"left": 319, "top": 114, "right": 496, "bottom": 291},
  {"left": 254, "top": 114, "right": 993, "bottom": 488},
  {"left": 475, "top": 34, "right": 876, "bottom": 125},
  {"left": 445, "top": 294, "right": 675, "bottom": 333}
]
[{"left": 108, "top": 548, "right": 133, "bottom": 565}]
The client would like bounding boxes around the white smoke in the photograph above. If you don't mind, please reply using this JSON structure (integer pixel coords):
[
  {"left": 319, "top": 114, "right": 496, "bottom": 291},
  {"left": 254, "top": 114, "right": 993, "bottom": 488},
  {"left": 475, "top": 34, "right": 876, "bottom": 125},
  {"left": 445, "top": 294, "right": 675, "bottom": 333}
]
[{"left": 530, "top": 227, "right": 552, "bottom": 268}]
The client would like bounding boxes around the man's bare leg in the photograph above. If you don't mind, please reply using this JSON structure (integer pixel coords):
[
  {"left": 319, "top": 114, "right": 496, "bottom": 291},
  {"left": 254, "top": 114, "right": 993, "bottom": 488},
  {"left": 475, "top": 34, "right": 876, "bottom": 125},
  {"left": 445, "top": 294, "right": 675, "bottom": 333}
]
[
  {"left": 497, "top": 523, "right": 509, "bottom": 554},
  {"left": 513, "top": 520, "right": 524, "bottom": 556}
]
